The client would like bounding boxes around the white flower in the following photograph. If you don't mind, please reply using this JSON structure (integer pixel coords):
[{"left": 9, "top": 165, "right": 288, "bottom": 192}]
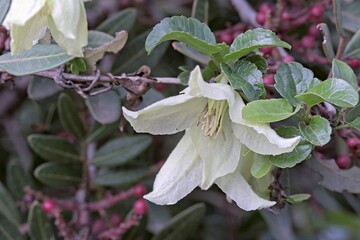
[
  {"left": 123, "top": 66, "right": 300, "bottom": 210},
  {"left": 3, "top": 0, "right": 88, "bottom": 57}
]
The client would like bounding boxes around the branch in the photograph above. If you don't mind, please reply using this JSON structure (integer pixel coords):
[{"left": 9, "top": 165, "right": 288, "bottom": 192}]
[{"left": 230, "top": 0, "right": 260, "bottom": 27}]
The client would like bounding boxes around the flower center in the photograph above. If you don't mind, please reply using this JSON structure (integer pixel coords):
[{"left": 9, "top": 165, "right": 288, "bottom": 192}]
[{"left": 197, "top": 99, "right": 228, "bottom": 137}]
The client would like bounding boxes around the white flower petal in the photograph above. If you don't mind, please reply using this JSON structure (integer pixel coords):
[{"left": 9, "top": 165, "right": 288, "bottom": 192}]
[
  {"left": 215, "top": 167, "right": 275, "bottom": 211},
  {"left": 232, "top": 122, "right": 301, "bottom": 155},
  {"left": 123, "top": 94, "right": 207, "bottom": 135},
  {"left": 190, "top": 114, "right": 242, "bottom": 190},
  {"left": 3, "top": 0, "right": 46, "bottom": 27},
  {"left": 144, "top": 131, "right": 202, "bottom": 204}
]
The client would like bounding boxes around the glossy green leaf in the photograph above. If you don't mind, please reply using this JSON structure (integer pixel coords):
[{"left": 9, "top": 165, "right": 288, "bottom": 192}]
[
  {"left": 28, "top": 202, "right": 55, "bottom": 240},
  {"left": 0, "top": 183, "right": 21, "bottom": 226},
  {"left": 172, "top": 42, "right": 210, "bottom": 65},
  {"left": 87, "top": 121, "right": 118, "bottom": 143},
  {"left": 225, "top": 28, "right": 291, "bottom": 61},
  {"left": 296, "top": 78, "right": 359, "bottom": 108},
  {"left": 28, "top": 134, "right": 80, "bottom": 162},
  {"left": 318, "top": 23, "right": 335, "bottom": 61},
  {"left": 152, "top": 203, "right": 205, "bottom": 240},
  {"left": 87, "top": 31, "right": 114, "bottom": 48},
  {"left": 86, "top": 90, "right": 121, "bottom": 124},
  {"left": 96, "top": 8, "right": 137, "bottom": 35},
  {"left": 92, "top": 135, "right": 152, "bottom": 167},
  {"left": 6, "top": 159, "right": 33, "bottom": 200},
  {"left": 0, "top": 211, "right": 24, "bottom": 240},
  {"left": 191, "top": 0, "right": 209, "bottom": 23},
  {"left": 299, "top": 116, "right": 331, "bottom": 146},
  {"left": 28, "top": 76, "right": 62, "bottom": 100},
  {"left": 251, "top": 154, "right": 272, "bottom": 178},
  {"left": 145, "top": 16, "right": 220, "bottom": 55},
  {"left": 0, "top": 0, "right": 11, "bottom": 24},
  {"left": 58, "top": 93, "right": 86, "bottom": 141},
  {"left": 274, "top": 62, "right": 315, "bottom": 106},
  {"left": 34, "top": 162, "right": 82, "bottom": 187},
  {"left": 245, "top": 55, "right": 268, "bottom": 73},
  {"left": 332, "top": 59, "right": 357, "bottom": 90},
  {"left": 0, "top": 44, "right": 75, "bottom": 76},
  {"left": 269, "top": 126, "right": 312, "bottom": 168},
  {"left": 221, "top": 60, "right": 265, "bottom": 101},
  {"left": 242, "top": 99, "right": 299, "bottom": 123},
  {"left": 286, "top": 194, "right": 311, "bottom": 204},
  {"left": 94, "top": 168, "right": 149, "bottom": 186},
  {"left": 344, "top": 30, "right": 360, "bottom": 58},
  {"left": 112, "top": 30, "right": 169, "bottom": 74}
]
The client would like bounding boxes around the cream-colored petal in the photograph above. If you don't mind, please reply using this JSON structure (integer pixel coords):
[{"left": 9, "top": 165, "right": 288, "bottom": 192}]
[
  {"left": 3, "top": 0, "right": 46, "bottom": 27},
  {"left": 144, "top": 131, "right": 202, "bottom": 205},
  {"left": 215, "top": 166, "right": 275, "bottom": 211},
  {"left": 190, "top": 114, "right": 242, "bottom": 190},
  {"left": 123, "top": 94, "right": 207, "bottom": 135},
  {"left": 232, "top": 122, "right": 301, "bottom": 155},
  {"left": 9, "top": 15, "right": 47, "bottom": 54}
]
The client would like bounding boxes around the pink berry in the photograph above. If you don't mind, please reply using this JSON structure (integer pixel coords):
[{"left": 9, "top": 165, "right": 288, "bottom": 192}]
[
  {"left": 260, "top": 47, "right": 273, "bottom": 56},
  {"left": 308, "top": 25, "right": 321, "bottom": 37},
  {"left": 259, "top": 3, "right": 273, "bottom": 14},
  {"left": 347, "top": 137, "right": 360, "bottom": 150},
  {"left": 110, "top": 214, "right": 122, "bottom": 226},
  {"left": 347, "top": 59, "right": 360, "bottom": 69},
  {"left": 263, "top": 75, "right": 275, "bottom": 85},
  {"left": 42, "top": 199, "right": 56, "bottom": 213},
  {"left": 218, "top": 33, "right": 233, "bottom": 44},
  {"left": 281, "top": 11, "right": 292, "bottom": 21},
  {"left": 301, "top": 35, "right": 316, "bottom": 48},
  {"left": 310, "top": 5, "right": 324, "bottom": 18},
  {"left": 133, "top": 199, "right": 148, "bottom": 215},
  {"left": 134, "top": 184, "right": 147, "bottom": 198},
  {"left": 336, "top": 154, "right": 351, "bottom": 169},
  {"left": 256, "top": 13, "right": 266, "bottom": 25},
  {"left": 283, "top": 55, "right": 294, "bottom": 63},
  {"left": 154, "top": 83, "right": 167, "bottom": 91}
]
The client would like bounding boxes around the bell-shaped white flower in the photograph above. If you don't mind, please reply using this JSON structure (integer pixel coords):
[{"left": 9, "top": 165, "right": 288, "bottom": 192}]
[
  {"left": 123, "top": 66, "right": 300, "bottom": 211},
  {"left": 3, "top": 0, "right": 88, "bottom": 57}
]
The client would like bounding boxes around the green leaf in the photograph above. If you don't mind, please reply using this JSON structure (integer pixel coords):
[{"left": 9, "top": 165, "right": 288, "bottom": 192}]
[
  {"left": 178, "top": 66, "right": 192, "bottom": 85},
  {"left": 286, "top": 194, "right": 311, "bottom": 204},
  {"left": 91, "top": 135, "right": 152, "bottom": 167},
  {"left": 345, "top": 97, "right": 360, "bottom": 122},
  {"left": 339, "top": 1, "right": 360, "bottom": 33},
  {"left": 94, "top": 168, "right": 149, "bottom": 186},
  {"left": 34, "top": 162, "right": 82, "bottom": 188},
  {"left": 295, "top": 78, "right": 359, "bottom": 108},
  {"left": 0, "top": 0, "right": 11, "bottom": 24},
  {"left": 86, "top": 90, "right": 121, "bottom": 124},
  {"left": 28, "top": 202, "right": 55, "bottom": 240},
  {"left": 274, "top": 62, "right": 315, "bottom": 106},
  {"left": 333, "top": 0, "right": 344, "bottom": 36},
  {"left": 348, "top": 117, "right": 360, "bottom": 131},
  {"left": 28, "top": 76, "right": 62, "bottom": 100},
  {"left": 28, "top": 134, "right": 80, "bottom": 162},
  {"left": 0, "top": 183, "right": 21, "bottom": 226},
  {"left": 58, "top": 93, "right": 86, "bottom": 141},
  {"left": 251, "top": 154, "right": 272, "bottom": 178},
  {"left": 87, "top": 121, "right": 118, "bottom": 143},
  {"left": 242, "top": 99, "right": 299, "bottom": 123},
  {"left": 221, "top": 60, "right": 265, "bottom": 101},
  {"left": 67, "top": 58, "right": 87, "bottom": 75},
  {"left": 245, "top": 55, "right": 268, "bottom": 73},
  {"left": 0, "top": 44, "right": 75, "bottom": 76},
  {"left": 299, "top": 116, "right": 331, "bottom": 146},
  {"left": 0, "top": 211, "right": 25, "bottom": 240},
  {"left": 191, "top": 0, "right": 209, "bottom": 23},
  {"left": 112, "top": 30, "right": 169, "bottom": 74},
  {"left": 152, "top": 203, "right": 206, "bottom": 240},
  {"left": 87, "top": 31, "right": 114, "bottom": 48},
  {"left": 172, "top": 42, "right": 210, "bottom": 65},
  {"left": 145, "top": 16, "right": 220, "bottom": 55},
  {"left": 6, "top": 159, "right": 33, "bottom": 200},
  {"left": 332, "top": 59, "right": 357, "bottom": 90},
  {"left": 318, "top": 23, "right": 336, "bottom": 61},
  {"left": 344, "top": 30, "right": 360, "bottom": 58},
  {"left": 96, "top": 8, "right": 137, "bottom": 35},
  {"left": 269, "top": 126, "right": 312, "bottom": 168},
  {"left": 225, "top": 28, "right": 291, "bottom": 61}
]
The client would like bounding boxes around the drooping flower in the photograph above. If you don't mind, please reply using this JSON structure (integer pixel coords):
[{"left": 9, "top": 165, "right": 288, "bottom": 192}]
[
  {"left": 122, "top": 66, "right": 300, "bottom": 210},
  {"left": 3, "top": 0, "right": 89, "bottom": 57}
]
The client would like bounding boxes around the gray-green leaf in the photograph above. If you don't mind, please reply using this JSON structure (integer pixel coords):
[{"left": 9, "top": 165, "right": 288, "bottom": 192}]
[
  {"left": 0, "top": 0, "right": 11, "bottom": 24},
  {"left": 86, "top": 90, "right": 121, "bottom": 124},
  {"left": 0, "top": 211, "right": 25, "bottom": 240},
  {"left": 94, "top": 168, "right": 149, "bottom": 186},
  {"left": 28, "top": 77, "right": 62, "bottom": 100},
  {"left": 286, "top": 194, "right": 311, "bottom": 204},
  {"left": 6, "top": 159, "right": 33, "bottom": 200},
  {"left": 344, "top": 30, "right": 360, "bottom": 58},
  {"left": 299, "top": 116, "right": 331, "bottom": 146},
  {"left": 28, "top": 202, "right": 55, "bottom": 240},
  {"left": 96, "top": 8, "right": 137, "bottom": 35},
  {"left": 0, "top": 183, "right": 21, "bottom": 226}
]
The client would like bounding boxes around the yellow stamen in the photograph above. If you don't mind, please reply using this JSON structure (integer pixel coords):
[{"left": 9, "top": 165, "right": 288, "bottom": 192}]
[{"left": 197, "top": 99, "right": 228, "bottom": 137}]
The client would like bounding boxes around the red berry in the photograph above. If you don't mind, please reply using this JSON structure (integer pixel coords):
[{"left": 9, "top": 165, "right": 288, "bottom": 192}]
[
  {"left": 283, "top": 55, "right": 294, "bottom": 63},
  {"left": 308, "top": 25, "right": 321, "bottom": 38},
  {"left": 134, "top": 184, "right": 147, "bottom": 198},
  {"left": 260, "top": 47, "right": 273, "bottom": 56},
  {"left": 281, "top": 11, "right": 292, "bottom": 21},
  {"left": 133, "top": 199, "right": 148, "bottom": 215},
  {"left": 347, "top": 137, "right": 360, "bottom": 150},
  {"left": 301, "top": 35, "right": 316, "bottom": 48},
  {"left": 154, "top": 83, "right": 167, "bottom": 91},
  {"left": 336, "top": 154, "right": 351, "bottom": 169},
  {"left": 347, "top": 59, "right": 360, "bottom": 69},
  {"left": 259, "top": 3, "right": 273, "bottom": 14},
  {"left": 256, "top": 13, "right": 266, "bottom": 25},
  {"left": 218, "top": 33, "right": 233, "bottom": 44},
  {"left": 263, "top": 75, "right": 275, "bottom": 85},
  {"left": 42, "top": 199, "right": 56, "bottom": 213},
  {"left": 310, "top": 5, "right": 324, "bottom": 18}
]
